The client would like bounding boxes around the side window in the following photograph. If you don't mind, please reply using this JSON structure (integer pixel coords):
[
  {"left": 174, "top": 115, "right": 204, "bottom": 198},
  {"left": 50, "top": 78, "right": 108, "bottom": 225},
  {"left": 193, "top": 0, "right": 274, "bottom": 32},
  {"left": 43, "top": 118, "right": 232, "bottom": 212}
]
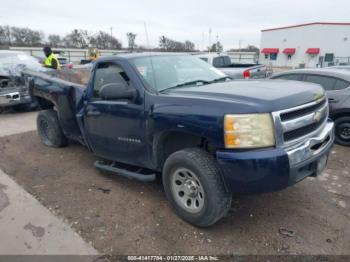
[
  {"left": 304, "top": 75, "right": 336, "bottom": 91},
  {"left": 334, "top": 79, "right": 350, "bottom": 90},
  {"left": 199, "top": 57, "right": 208, "bottom": 63},
  {"left": 275, "top": 74, "right": 302, "bottom": 81},
  {"left": 213, "top": 57, "right": 222, "bottom": 67},
  {"left": 92, "top": 63, "right": 130, "bottom": 98},
  {"left": 213, "top": 56, "right": 228, "bottom": 67}
]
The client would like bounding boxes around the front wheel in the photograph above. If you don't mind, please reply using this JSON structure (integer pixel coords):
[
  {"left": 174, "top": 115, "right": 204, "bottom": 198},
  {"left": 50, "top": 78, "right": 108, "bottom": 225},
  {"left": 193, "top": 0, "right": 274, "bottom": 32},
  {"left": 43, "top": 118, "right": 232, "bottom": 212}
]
[
  {"left": 162, "top": 148, "right": 232, "bottom": 227},
  {"left": 334, "top": 116, "right": 350, "bottom": 146}
]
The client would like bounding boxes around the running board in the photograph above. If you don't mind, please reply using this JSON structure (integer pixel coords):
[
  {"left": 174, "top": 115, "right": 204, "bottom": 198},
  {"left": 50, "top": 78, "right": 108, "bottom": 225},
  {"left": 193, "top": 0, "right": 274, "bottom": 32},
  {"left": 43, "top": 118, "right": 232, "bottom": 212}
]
[{"left": 94, "top": 160, "right": 156, "bottom": 182}]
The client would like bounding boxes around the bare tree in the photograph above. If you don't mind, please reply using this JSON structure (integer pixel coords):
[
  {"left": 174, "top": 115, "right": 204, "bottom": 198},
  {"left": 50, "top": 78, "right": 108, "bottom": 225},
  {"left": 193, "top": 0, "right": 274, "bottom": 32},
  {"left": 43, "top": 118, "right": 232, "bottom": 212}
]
[
  {"left": 48, "top": 34, "right": 62, "bottom": 47},
  {"left": 209, "top": 41, "right": 223, "bottom": 52},
  {"left": 126, "top": 32, "right": 137, "bottom": 51},
  {"left": 9, "top": 26, "right": 43, "bottom": 46},
  {"left": 0, "top": 25, "right": 12, "bottom": 46},
  {"left": 159, "top": 36, "right": 195, "bottom": 52},
  {"left": 184, "top": 41, "right": 195, "bottom": 51},
  {"left": 90, "top": 31, "right": 122, "bottom": 49},
  {"left": 159, "top": 35, "right": 170, "bottom": 50},
  {"left": 63, "top": 29, "right": 90, "bottom": 48}
]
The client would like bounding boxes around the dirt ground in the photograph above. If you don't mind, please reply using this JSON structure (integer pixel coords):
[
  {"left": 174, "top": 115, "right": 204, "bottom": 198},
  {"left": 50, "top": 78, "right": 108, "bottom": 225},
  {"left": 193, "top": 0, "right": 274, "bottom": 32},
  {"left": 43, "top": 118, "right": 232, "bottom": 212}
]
[{"left": 0, "top": 131, "right": 349, "bottom": 255}]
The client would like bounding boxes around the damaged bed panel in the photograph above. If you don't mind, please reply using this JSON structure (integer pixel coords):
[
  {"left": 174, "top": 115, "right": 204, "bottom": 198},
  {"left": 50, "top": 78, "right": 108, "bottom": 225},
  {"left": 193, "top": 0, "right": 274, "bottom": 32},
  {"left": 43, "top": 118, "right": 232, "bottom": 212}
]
[{"left": 23, "top": 69, "right": 86, "bottom": 142}]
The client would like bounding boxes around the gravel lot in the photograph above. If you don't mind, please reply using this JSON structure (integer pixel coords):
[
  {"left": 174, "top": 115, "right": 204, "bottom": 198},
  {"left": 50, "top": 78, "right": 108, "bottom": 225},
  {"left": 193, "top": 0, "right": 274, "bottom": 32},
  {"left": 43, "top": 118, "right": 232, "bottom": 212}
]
[{"left": 0, "top": 130, "right": 349, "bottom": 255}]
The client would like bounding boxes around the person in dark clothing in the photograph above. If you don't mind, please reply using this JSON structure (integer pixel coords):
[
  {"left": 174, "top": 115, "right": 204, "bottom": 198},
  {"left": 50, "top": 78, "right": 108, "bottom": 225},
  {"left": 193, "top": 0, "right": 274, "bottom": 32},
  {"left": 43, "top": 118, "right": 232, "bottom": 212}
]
[{"left": 43, "top": 46, "right": 60, "bottom": 70}]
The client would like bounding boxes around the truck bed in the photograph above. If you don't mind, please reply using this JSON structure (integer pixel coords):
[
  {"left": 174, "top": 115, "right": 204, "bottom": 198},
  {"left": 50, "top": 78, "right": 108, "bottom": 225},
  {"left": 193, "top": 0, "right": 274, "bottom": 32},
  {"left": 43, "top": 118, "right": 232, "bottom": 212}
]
[{"left": 22, "top": 69, "right": 87, "bottom": 142}]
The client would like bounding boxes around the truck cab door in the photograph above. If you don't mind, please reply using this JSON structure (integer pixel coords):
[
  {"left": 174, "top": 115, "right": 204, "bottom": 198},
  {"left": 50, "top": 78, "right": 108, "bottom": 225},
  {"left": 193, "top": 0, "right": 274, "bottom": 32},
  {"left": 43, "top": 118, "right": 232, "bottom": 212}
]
[{"left": 83, "top": 61, "right": 147, "bottom": 167}]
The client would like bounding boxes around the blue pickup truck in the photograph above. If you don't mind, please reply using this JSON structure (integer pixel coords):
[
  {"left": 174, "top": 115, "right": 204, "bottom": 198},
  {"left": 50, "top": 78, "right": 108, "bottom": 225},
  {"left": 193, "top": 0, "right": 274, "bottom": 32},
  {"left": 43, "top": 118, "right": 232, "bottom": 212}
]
[{"left": 24, "top": 53, "right": 334, "bottom": 227}]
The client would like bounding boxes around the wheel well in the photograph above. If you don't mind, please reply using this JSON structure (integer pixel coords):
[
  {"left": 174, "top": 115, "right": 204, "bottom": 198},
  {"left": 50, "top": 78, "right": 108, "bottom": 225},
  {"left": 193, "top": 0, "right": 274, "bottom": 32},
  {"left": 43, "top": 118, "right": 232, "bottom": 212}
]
[
  {"left": 35, "top": 97, "right": 54, "bottom": 110},
  {"left": 154, "top": 131, "right": 214, "bottom": 170}
]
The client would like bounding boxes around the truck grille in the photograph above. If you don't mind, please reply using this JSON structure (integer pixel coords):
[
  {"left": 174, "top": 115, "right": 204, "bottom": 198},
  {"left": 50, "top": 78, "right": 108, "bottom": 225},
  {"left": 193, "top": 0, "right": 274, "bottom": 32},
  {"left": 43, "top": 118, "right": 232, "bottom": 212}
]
[{"left": 273, "top": 98, "right": 329, "bottom": 146}]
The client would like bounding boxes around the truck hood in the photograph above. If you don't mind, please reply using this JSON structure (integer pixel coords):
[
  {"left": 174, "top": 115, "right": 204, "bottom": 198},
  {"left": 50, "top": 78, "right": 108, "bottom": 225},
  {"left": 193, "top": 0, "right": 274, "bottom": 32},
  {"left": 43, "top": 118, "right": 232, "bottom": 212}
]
[{"left": 165, "top": 80, "right": 325, "bottom": 113}]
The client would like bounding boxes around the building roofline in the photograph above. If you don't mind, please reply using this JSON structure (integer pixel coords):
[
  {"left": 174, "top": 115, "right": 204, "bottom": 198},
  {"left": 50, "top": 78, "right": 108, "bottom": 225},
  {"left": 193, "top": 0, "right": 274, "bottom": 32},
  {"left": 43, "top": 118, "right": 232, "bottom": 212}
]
[{"left": 261, "top": 22, "right": 350, "bottom": 32}]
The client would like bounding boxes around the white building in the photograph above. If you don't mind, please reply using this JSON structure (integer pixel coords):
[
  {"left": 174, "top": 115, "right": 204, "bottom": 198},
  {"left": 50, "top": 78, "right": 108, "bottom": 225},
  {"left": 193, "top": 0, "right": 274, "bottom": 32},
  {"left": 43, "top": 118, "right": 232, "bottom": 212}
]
[{"left": 259, "top": 22, "right": 350, "bottom": 68}]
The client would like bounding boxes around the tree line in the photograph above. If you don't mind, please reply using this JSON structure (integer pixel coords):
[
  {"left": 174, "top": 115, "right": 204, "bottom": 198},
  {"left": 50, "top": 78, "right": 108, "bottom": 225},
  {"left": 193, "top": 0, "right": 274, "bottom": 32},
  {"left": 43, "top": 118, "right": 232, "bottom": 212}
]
[{"left": 0, "top": 25, "right": 197, "bottom": 52}]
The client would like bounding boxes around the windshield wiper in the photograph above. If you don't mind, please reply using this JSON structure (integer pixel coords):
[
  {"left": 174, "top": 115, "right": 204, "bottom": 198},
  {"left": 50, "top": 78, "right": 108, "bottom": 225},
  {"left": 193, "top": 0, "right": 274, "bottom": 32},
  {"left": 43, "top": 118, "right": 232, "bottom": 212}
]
[
  {"left": 208, "top": 76, "right": 232, "bottom": 83},
  {"left": 159, "top": 77, "right": 232, "bottom": 93},
  {"left": 159, "top": 80, "right": 211, "bottom": 92}
]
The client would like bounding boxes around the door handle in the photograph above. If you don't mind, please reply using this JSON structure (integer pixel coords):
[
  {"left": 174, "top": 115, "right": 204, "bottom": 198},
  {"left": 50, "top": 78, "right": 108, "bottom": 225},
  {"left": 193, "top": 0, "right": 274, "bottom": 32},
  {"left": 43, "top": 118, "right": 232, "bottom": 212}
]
[
  {"left": 328, "top": 98, "right": 338, "bottom": 103},
  {"left": 86, "top": 110, "right": 101, "bottom": 116}
]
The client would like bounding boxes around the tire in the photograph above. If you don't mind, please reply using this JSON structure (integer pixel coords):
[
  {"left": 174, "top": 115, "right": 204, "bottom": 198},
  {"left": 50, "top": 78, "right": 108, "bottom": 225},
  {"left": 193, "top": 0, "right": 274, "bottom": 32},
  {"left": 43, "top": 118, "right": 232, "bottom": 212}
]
[
  {"left": 162, "top": 148, "right": 232, "bottom": 227},
  {"left": 37, "top": 109, "right": 67, "bottom": 147},
  {"left": 334, "top": 116, "right": 350, "bottom": 146}
]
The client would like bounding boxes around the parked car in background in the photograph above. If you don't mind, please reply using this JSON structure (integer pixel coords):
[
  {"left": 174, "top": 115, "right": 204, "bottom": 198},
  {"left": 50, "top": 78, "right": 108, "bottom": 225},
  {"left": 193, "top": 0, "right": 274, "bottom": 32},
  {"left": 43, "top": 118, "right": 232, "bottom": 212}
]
[
  {"left": 53, "top": 51, "right": 70, "bottom": 65},
  {"left": 193, "top": 53, "right": 269, "bottom": 79},
  {"left": 271, "top": 69, "right": 350, "bottom": 146},
  {"left": 0, "top": 50, "right": 46, "bottom": 112}
]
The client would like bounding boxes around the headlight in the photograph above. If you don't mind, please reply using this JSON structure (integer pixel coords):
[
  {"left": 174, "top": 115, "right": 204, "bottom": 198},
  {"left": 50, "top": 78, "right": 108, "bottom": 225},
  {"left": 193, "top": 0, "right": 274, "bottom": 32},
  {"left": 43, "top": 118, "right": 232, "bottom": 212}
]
[{"left": 224, "top": 113, "right": 275, "bottom": 148}]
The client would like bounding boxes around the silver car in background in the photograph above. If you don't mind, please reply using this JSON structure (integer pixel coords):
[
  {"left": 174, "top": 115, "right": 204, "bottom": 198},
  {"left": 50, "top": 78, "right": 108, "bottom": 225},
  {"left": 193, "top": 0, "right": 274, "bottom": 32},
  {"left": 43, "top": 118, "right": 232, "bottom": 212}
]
[
  {"left": 0, "top": 51, "right": 46, "bottom": 112},
  {"left": 193, "top": 53, "right": 269, "bottom": 79}
]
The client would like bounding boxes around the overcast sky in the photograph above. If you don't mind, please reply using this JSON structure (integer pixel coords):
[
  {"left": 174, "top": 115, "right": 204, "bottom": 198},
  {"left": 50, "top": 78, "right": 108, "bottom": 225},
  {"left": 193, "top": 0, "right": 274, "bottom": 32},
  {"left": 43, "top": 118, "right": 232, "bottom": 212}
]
[{"left": 1, "top": 0, "right": 349, "bottom": 50}]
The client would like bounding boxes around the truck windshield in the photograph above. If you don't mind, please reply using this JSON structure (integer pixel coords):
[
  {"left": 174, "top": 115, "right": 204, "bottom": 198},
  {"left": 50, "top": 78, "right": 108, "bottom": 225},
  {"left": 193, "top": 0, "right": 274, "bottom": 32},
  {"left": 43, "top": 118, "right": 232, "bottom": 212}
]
[{"left": 132, "top": 55, "right": 227, "bottom": 91}]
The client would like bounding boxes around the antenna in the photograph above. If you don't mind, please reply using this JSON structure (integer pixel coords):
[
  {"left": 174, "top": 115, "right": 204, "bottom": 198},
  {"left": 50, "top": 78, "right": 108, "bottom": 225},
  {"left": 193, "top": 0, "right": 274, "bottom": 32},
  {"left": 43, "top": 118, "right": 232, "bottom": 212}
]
[
  {"left": 208, "top": 28, "right": 212, "bottom": 53},
  {"left": 143, "top": 21, "right": 157, "bottom": 90},
  {"left": 144, "top": 22, "right": 150, "bottom": 49}
]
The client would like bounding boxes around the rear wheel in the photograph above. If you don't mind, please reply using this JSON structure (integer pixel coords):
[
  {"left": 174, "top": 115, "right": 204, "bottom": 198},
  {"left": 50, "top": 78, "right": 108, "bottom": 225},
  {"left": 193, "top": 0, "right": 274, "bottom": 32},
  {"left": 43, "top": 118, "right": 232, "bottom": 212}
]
[
  {"left": 163, "top": 148, "right": 232, "bottom": 227},
  {"left": 37, "top": 110, "right": 67, "bottom": 147},
  {"left": 334, "top": 116, "right": 350, "bottom": 146}
]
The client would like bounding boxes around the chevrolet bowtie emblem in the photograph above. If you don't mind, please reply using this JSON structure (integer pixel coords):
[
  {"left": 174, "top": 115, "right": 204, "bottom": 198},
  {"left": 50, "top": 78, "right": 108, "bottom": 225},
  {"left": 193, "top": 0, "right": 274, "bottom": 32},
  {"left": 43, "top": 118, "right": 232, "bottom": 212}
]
[{"left": 313, "top": 110, "right": 323, "bottom": 122}]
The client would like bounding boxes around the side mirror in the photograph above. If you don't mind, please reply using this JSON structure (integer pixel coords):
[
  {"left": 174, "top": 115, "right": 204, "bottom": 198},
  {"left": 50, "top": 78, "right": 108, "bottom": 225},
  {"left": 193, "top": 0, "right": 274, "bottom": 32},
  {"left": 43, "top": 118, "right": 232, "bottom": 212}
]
[{"left": 99, "top": 83, "right": 137, "bottom": 100}]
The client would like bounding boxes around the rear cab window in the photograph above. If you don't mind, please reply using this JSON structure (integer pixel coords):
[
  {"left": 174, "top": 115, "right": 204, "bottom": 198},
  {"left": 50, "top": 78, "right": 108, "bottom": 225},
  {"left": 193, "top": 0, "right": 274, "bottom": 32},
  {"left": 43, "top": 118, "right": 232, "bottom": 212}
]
[{"left": 213, "top": 56, "right": 231, "bottom": 67}]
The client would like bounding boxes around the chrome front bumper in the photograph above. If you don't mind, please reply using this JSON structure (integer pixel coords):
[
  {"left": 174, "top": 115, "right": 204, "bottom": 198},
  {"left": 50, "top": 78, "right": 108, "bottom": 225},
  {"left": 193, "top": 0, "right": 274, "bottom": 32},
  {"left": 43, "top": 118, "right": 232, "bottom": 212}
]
[
  {"left": 0, "top": 91, "right": 31, "bottom": 106},
  {"left": 286, "top": 121, "right": 334, "bottom": 167}
]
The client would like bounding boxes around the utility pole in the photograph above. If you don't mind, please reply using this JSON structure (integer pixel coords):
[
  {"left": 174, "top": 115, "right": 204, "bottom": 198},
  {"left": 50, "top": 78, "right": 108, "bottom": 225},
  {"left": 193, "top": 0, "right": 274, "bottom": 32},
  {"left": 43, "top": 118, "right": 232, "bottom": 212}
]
[
  {"left": 110, "top": 27, "right": 113, "bottom": 49},
  {"left": 208, "top": 28, "right": 212, "bottom": 53},
  {"left": 216, "top": 33, "right": 219, "bottom": 53},
  {"left": 201, "top": 32, "right": 204, "bottom": 52}
]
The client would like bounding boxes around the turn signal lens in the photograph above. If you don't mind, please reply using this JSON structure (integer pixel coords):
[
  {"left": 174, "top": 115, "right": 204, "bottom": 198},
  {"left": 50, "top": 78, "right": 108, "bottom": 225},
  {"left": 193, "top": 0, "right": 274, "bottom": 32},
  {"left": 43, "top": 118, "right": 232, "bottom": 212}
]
[{"left": 224, "top": 114, "right": 275, "bottom": 148}]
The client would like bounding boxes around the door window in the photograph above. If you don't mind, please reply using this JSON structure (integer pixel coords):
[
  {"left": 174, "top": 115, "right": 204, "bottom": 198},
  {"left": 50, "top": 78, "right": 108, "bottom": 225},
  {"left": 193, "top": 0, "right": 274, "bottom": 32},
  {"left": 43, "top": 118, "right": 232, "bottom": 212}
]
[
  {"left": 304, "top": 75, "right": 336, "bottom": 91},
  {"left": 275, "top": 74, "right": 302, "bottom": 81},
  {"left": 334, "top": 79, "right": 350, "bottom": 90},
  {"left": 92, "top": 63, "right": 130, "bottom": 98}
]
